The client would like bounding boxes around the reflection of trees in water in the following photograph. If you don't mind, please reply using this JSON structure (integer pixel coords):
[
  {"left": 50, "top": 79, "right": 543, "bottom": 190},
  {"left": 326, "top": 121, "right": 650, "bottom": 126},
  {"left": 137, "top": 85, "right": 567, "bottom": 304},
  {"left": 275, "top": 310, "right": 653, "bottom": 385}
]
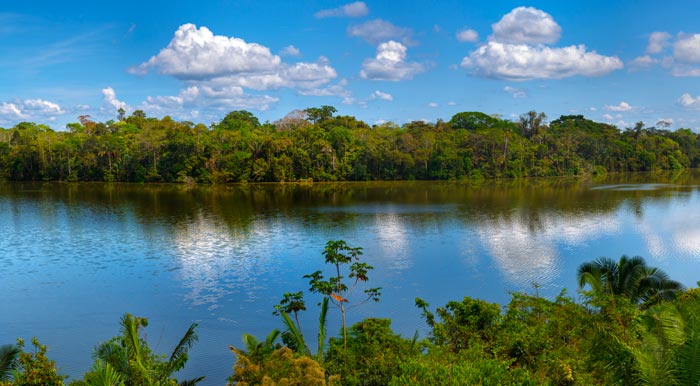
[{"left": 3, "top": 172, "right": 700, "bottom": 290}]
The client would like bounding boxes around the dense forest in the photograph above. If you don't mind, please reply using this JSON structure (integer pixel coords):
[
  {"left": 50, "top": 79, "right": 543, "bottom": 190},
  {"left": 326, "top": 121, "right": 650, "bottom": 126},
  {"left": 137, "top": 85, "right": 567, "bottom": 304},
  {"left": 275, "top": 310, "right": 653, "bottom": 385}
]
[
  {"left": 1, "top": 106, "right": 699, "bottom": 183},
  {"left": 1, "top": 242, "right": 699, "bottom": 385}
]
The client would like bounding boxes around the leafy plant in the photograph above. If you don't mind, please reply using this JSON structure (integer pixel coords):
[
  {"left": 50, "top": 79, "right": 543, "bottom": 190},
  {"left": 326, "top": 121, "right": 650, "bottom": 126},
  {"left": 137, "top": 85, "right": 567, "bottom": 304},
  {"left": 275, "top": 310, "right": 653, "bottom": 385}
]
[{"left": 79, "top": 313, "right": 204, "bottom": 386}]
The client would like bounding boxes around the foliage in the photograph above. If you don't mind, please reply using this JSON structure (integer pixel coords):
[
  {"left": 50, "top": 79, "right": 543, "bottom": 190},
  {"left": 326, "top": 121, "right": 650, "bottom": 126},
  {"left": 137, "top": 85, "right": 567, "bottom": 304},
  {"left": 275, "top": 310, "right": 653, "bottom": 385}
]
[
  {"left": 304, "top": 240, "right": 381, "bottom": 350},
  {"left": 228, "top": 347, "right": 340, "bottom": 386},
  {"left": 77, "top": 313, "right": 203, "bottom": 386},
  {"left": 578, "top": 255, "right": 685, "bottom": 307},
  {"left": 323, "top": 318, "right": 421, "bottom": 386},
  {"left": 415, "top": 296, "right": 500, "bottom": 352},
  {"left": 0, "top": 344, "right": 20, "bottom": 381},
  {"left": 2, "top": 108, "right": 700, "bottom": 183},
  {"left": 388, "top": 346, "right": 540, "bottom": 386},
  {"left": 0, "top": 338, "right": 66, "bottom": 386}
]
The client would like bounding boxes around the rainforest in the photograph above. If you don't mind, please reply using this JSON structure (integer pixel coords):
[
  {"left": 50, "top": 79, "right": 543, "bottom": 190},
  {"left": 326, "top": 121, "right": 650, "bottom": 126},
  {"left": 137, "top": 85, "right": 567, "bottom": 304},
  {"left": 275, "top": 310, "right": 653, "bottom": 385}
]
[{"left": 0, "top": 107, "right": 697, "bottom": 183}]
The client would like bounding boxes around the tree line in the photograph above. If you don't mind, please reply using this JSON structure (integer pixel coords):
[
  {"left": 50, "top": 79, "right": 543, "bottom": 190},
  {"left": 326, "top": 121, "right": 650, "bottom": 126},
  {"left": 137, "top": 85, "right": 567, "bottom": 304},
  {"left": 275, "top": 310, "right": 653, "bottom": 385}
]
[{"left": 1, "top": 107, "right": 699, "bottom": 183}]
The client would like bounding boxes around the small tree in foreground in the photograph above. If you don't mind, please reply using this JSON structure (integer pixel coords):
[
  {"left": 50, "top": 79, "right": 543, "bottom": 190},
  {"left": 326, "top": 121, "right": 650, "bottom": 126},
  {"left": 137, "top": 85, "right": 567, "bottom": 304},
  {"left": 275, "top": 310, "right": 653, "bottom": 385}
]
[
  {"left": 0, "top": 338, "right": 66, "bottom": 386},
  {"left": 304, "top": 240, "right": 382, "bottom": 351}
]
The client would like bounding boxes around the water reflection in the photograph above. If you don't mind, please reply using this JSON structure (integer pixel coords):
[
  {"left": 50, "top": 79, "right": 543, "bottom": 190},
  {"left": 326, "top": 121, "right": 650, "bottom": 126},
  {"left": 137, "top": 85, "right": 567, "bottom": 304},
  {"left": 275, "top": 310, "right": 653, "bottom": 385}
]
[
  {"left": 477, "top": 211, "right": 621, "bottom": 286},
  {"left": 3, "top": 173, "right": 700, "bottom": 385}
]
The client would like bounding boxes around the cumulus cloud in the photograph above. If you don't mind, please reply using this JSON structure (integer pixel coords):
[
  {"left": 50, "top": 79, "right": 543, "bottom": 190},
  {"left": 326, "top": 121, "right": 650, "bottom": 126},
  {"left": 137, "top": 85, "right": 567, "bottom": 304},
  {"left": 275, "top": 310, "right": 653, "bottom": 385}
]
[
  {"left": 462, "top": 42, "right": 623, "bottom": 80},
  {"left": 605, "top": 101, "right": 633, "bottom": 112},
  {"left": 0, "top": 98, "right": 66, "bottom": 124},
  {"left": 673, "top": 34, "right": 700, "bottom": 64},
  {"left": 128, "top": 23, "right": 340, "bottom": 113},
  {"left": 460, "top": 7, "right": 621, "bottom": 80},
  {"left": 129, "top": 24, "right": 281, "bottom": 79},
  {"left": 141, "top": 85, "right": 279, "bottom": 117},
  {"left": 297, "top": 79, "right": 354, "bottom": 104},
  {"left": 369, "top": 90, "right": 393, "bottom": 101},
  {"left": 456, "top": 28, "right": 479, "bottom": 43},
  {"left": 102, "top": 87, "right": 128, "bottom": 111},
  {"left": 647, "top": 31, "right": 671, "bottom": 54},
  {"left": 678, "top": 93, "right": 700, "bottom": 109},
  {"left": 491, "top": 6, "right": 561, "bottom": 44},
  {"left": 315, "top": 1, "right": 368, "bottom": 18},
  {"left": 360, "top": 40, "right": 424, "bottom": 81},
  {"left": 504, "top": 86, "right": 527, "bottom": 98},
  {"left": 348, "top": 19, "right": 413, "bottom": 45},
  {"left": 629, "top": 55, "right": 659, "bottom": 69},
  {"left": 280, "top": 45, "right": 301, "bottom": 57},
  {"left": 0, "top": 103, "right": 25, "bottom": 119},
  {"left": 427, "top": 102, "right": 438, "bottom": 108},
  {"left": 638, "top": 32, "right": 700, "bottom": 77}
]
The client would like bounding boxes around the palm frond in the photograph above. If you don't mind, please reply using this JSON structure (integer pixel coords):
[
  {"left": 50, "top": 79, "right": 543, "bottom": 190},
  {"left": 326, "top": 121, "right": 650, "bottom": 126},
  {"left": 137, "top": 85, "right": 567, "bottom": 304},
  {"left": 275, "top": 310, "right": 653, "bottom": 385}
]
[
  {"left": 281, "top": 312, "right": 310, "bottom": 355},
  {"left": 0, "top": 344, "right": 20, "bottom": 381}
]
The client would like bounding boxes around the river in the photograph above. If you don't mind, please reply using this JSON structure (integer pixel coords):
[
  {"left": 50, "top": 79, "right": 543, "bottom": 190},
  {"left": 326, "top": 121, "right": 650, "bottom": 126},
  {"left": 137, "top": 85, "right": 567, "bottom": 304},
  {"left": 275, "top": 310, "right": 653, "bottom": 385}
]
[{"left": 2, "top": 173, "right": 700, "bottom": 385}]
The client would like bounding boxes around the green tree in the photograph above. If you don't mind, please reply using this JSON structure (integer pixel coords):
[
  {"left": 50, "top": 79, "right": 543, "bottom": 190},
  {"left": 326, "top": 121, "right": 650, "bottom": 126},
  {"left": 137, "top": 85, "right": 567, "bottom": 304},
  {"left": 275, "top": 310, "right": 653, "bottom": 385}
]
[
  {"left": 0, "top": 338, "right": 66, "bottom": 386},
  {"left": 304, "top": 240, "right": 381, "bottom": 350},
  {"left": 85, "top": 313, "right": 204, "bottom": 386},
  {"left": 577, "top": 255, "right": 684, "bottom": 307},
  {"left": 304, "top": 106, "right": 337, "bottom": 124}
]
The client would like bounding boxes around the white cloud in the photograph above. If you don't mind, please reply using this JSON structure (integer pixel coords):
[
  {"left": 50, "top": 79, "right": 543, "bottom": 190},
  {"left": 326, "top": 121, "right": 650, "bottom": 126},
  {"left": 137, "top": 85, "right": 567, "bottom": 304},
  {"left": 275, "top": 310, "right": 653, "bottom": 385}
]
[
  {"left": 674, "top": 33, "right": 700, "bottom": 64},
  {"left": 0, "top": 98, "right": 66, "bottom": 124},
  {"left": 462, "top": 42, "right": 623, "bottom": 80},
  {"left": 456, "top": 28, "right": 479, "bottom": 43},
  {"left": 427, "top": 102, "right": 438, "bottom": 108},
  {"left": 315, "top": 1, "right": 368, "bottom": 18},
  {"left": 297, "top": 79, "right": 353, "bottom": 103},
  {"left": 504, "top": 86, "right": 527, "bottom": 98},
  {"left": 678, "top": 93, "right": 700, "bottom": 109},
  {"left": 348, "top": 19, "right": 413, "bottom": 45},
  {"left": 360, "top": 40, "right": 424, "bottom": 81},
  {"left": 75, "top": 104, "right": 91, "bottom": 111},
  {"left": 447, "top": 101, "right": 457, "bottom": 106},
  {"left": 142, "top": 85, "right": 279, "bottom": 117},
  {"left": 491, "top": 6, "right": 561, "bottom": 44},
  {"left": 602, "top": 113, "right": 615, "bottom": 120},
  {"left": 129, "top": 24, "right": 281, "bottom": 79},
  {"left": 129, "top": 23, "right": 337, "bottom": 96},
  {"left": 629, "top": 55, "right": 659, "bottom": 69},
  {"left": 461, "top": 7, "right": 621, "bottom": 81},
  {"left": 22, "top": 99, "right": 65, "bottom": 115},
  {"left": 369, "top": 90, "right": 393, "bottom": 101},
  {"left": 647, "top": 31, "right": 671, "bottom": 54},
  {"left": 280, "top": 45, "right": 301, "bottom": 57},
  {"left": 102, "top": 87, "right": 128, "bottom": 111},
  {"left": 605, "top": 101, "right": 633, "bottom": 112},
  {"left": 0, "top": 103, "right": 24, "bottom": 119}
]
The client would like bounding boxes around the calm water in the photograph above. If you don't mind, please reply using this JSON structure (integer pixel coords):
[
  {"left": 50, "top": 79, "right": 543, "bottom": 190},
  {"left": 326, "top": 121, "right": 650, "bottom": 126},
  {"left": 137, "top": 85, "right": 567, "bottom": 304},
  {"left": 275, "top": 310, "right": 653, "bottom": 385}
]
[{"left": 2, "top": 174, "right": 700, "bottom": 385}]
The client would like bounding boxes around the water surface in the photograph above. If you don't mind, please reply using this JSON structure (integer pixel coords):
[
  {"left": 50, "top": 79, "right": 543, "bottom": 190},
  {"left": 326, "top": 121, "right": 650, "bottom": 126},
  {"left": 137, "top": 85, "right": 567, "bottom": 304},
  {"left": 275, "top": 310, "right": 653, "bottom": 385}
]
[{"left": 2, "top": 173, "right": 700, "bottom": 385}]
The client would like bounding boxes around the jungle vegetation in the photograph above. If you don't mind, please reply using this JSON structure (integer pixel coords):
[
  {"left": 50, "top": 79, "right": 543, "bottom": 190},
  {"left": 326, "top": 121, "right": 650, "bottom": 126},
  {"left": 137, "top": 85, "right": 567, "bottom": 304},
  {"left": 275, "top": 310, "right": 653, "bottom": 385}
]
[
  {"left": 1, "top": 107, "right": 698, "bottom": 183},
  {"left": 2, "top": 242, "right": 698, "bottom": 386}
]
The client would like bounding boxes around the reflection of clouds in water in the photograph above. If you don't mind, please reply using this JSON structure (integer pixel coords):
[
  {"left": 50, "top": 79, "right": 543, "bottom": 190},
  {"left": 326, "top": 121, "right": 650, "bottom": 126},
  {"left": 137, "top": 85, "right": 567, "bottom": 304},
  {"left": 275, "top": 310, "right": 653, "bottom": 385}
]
[
  {"left": 373, "top": 212, "right": 411, "bottom": 271},
  {"left": 171, "top": 212, "right": 283, "bottom": 309},
  {"left": 635, "top": 200, "right": 700, "bottom": 260},
  {"left": 478, "top": 212, "right": 621, "bottom": 286}
]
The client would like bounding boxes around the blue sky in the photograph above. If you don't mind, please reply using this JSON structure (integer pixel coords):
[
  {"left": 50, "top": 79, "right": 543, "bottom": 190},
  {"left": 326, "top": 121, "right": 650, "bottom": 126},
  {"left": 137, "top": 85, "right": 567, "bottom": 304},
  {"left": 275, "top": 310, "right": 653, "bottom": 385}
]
[{"left": 2, "top": 0, "right": 700, "bottom": 130}]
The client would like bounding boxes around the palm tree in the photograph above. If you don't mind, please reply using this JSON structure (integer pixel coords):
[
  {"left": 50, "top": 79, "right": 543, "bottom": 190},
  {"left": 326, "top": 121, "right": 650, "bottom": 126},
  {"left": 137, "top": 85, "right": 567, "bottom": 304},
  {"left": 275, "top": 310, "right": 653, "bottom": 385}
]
[
  {"left": 91, "top": 313, "right": 204, "bottom": 386},
  {"left": 0, "top": 344, "right": 20, "bottom": 381},
  {"left": 577, "top": 255, "right": 684, "bottom": 307}
]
